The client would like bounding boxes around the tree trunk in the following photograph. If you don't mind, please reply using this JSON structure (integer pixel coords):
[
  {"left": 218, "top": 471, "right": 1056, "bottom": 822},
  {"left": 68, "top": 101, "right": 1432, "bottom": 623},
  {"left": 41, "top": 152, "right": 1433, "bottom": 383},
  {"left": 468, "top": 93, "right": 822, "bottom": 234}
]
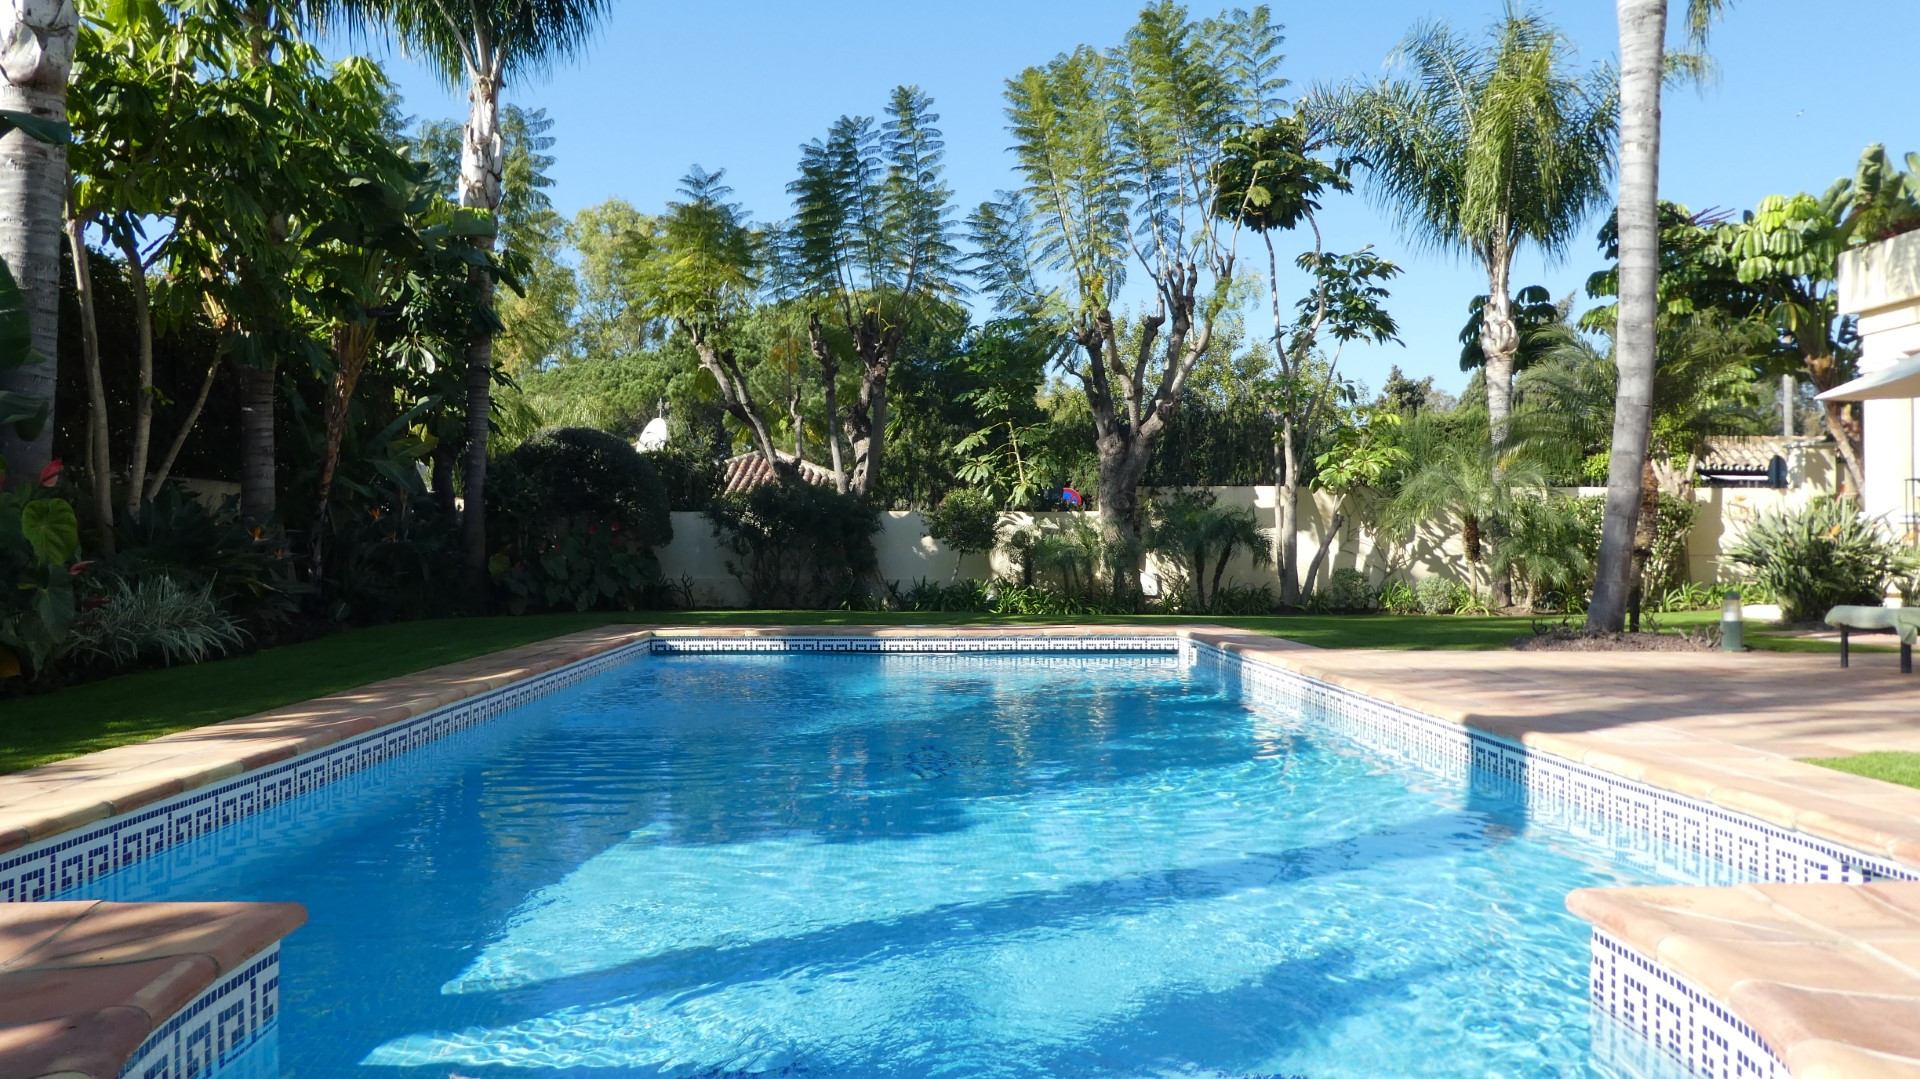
[
  {"left": 0, "top": 0, "right": 76, "bottom": 486},
  {"left": 457, "top": 58, "right": 505, "bottom": 586},
  {"left": 1820, "top": 398, "right": 1865, "bottom": 496},
  {"left": 1779, "top": 372, "right": 1794, "bottom": 437},
  {"left": 118, "top": 232, "right": 153, "bottom": 518},
  {"left": 67, "top": 217, "right": 112, "bottom": 549},
  {"left": 1479, "top": 250, "right": 1520, "bottom": 444},
  {"left": 807, "top": 313, "right": 847, "bottom": 492},
  {"left": 1479, "top": 249, "right": 1519, "bottom": 609},
  {"left": 235, "top": 360, "right": 276, "bottom": 523},
  {"left": 1303, "top": 509, "right": 1346, "bottom": 597},
  {"left": 1276, "top": 416, "right": 1301, "bottom": 606},
  {"left": 1094, "top": 435, "right": 1150, "bottom": 607},
  {"left": 143, "top": 357, "right": 217, "bottom": 502},
  {"left": 1589, "top": 0, "right": 1666, "bottom": 633},
  {"left": 843, "top": 323, "right": 891, "bottom": 499},
  {"left": 431, "top": 446, "right": 456, "bottom": 516}
]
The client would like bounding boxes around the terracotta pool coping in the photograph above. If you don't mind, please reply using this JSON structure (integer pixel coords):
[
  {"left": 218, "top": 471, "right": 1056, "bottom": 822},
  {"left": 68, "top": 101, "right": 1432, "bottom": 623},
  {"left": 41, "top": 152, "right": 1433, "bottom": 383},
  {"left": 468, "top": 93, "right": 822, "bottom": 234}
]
[
  {"left": 1568, "top": 883, "right": 1920, "bottom": 1078},
  {"left": 5, "top": 622, "right": 1918, "bottom": 1078},
  {"left": 0, "top": 899, "right": 305, "bottom": 1079}
]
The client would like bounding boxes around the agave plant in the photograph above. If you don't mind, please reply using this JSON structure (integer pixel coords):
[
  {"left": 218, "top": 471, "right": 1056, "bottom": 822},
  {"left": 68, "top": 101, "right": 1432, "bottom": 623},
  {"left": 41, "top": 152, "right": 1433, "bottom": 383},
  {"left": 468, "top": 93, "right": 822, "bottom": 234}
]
[{"left": 1725, "top": 498, "right": 1918, "bottom": 622}]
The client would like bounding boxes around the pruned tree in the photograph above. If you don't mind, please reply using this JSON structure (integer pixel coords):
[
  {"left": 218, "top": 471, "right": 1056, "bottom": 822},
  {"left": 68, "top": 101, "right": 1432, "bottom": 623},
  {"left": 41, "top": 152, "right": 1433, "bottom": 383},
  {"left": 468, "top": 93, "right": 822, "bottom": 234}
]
[
  {"left": 636, "top": 167, "right": 782, "bottom": 470},
  {"left": 972, "top": 3, "right": 1289, "bottom": 598},
  {"left": 777, "top": 85, "right": 963, "bottom": 498}
]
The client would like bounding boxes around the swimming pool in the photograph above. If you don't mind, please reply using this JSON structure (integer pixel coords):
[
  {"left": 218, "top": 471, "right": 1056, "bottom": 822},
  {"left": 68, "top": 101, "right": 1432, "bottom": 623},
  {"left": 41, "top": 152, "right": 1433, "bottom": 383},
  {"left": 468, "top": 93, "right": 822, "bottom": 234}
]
[{"left": 70, "top": 646, "right": 1727, "bottom": 1077}]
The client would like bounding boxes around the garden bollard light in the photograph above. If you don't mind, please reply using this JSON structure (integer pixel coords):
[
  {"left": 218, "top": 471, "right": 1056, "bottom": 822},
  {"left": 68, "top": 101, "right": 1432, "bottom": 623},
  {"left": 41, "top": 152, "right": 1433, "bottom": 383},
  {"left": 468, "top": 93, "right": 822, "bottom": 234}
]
[{"left": 1720, "top": 590, "right": 1744, "bottom": 652}]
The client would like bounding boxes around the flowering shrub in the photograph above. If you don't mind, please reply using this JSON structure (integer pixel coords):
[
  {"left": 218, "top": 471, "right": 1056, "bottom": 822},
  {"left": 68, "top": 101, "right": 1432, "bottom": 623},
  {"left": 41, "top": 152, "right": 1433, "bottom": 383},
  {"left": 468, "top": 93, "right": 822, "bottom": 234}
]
[{"left": 0, "top": 459, "right": 81, "bottom": 678}]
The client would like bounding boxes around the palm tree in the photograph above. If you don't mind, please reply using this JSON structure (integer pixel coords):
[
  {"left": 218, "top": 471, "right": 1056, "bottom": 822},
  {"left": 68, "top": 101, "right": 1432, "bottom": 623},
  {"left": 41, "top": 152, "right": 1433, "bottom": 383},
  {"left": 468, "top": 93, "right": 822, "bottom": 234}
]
[
  {"left": 1318, "top": 8, "right": 1616, "bottom": 447},
  {"left": 1146, "top": 490, "right": 1271, "bottom": 610},
  {"left": 1588, "top": 0, "right": 1728, "bottom": 632},
  {"left": 0, "top": 2, "right": 77, "bottom": 485},
  {"left": 337, "top": 0, "right": 612, "bottom": 578},
  {"left": 1384, "top": 417, "right": 1551, "bottom": 602}
]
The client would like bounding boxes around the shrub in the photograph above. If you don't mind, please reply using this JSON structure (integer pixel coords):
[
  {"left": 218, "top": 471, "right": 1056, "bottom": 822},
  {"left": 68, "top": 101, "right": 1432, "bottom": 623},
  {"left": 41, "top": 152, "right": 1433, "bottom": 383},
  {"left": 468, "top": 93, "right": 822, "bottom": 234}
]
[
  {"left": 1377, "top": 578, "right": 1419, "bottom": 615},
  {"left": 0, "top": 461, "right": 81, "bottom": 678},
  {"left": 1414, "top": 576, "right": 1463, "bottom": 615},
  {"left": 488, "top": 427, "right": 674, "bottom": 612},
  {"left": 707, "top": 480, "right": 882, "bottom": 608},
  {"left": 57, "top": 575, "right": 247, "bottom": 672},
  {"left": 1325, "top": 568, "right": 1374, "bottom": 611},
  {"left": 1205, "top": 582, "right": 1277, "bottom": 615},
  {"left": 1726, "top": 497, "right": 1917, "bottom": 622},
  {"left": 105, "top": 483, "right": 304, "bottom": 631},
  {"left": 325, "top": 501, "right": 466, "bottom": 623},
  {"left": 643, "top": 445, "right": 722, "bottom": 512},
  {"left": 1500, "top": 494, "right": 1594, "bottom": 610},
  {"left": 924, "top": 489, "right": 1002, "bottom": 571},
  {"left": 489, "top": 427, "right": 673, "bottom": 550}
]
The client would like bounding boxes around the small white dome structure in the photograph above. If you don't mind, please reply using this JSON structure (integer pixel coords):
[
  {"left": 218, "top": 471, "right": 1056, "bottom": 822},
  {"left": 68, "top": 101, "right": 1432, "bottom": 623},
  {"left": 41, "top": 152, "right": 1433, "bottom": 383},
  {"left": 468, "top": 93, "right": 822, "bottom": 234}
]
[{"left": 634, "top": 417, "right": 670, "bottom": 452}]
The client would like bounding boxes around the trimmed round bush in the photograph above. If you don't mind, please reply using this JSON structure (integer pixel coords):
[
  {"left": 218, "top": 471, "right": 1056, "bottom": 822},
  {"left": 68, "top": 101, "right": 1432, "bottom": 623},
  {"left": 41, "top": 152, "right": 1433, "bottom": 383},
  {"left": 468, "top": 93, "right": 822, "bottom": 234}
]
[{"left": 489, "top": 427, "right": 672, "bottom": 550}]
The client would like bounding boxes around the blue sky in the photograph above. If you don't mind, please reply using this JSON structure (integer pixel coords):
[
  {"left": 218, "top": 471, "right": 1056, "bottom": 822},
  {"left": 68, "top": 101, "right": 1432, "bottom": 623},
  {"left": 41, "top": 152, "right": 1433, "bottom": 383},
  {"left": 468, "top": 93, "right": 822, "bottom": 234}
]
[{"left": 345, "top": 0, "right": 1919, "bottom": 396}]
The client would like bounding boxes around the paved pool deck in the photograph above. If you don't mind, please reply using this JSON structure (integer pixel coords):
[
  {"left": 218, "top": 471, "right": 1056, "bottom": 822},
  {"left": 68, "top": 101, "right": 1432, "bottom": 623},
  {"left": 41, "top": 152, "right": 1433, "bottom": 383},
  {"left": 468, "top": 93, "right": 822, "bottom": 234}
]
[{"left": 1, "top": 623, "right": 1916, "bottom": 1077}]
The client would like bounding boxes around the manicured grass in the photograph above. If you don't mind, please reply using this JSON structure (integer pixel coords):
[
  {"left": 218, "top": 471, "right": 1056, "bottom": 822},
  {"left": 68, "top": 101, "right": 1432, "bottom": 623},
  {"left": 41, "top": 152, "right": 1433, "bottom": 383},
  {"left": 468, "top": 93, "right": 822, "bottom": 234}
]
[
  {"left": 0, "top": 607, "right": 1761, "bottom": 774},
  {"left": 1804, "top": 751, "right": 1920, "bottom": 791}
]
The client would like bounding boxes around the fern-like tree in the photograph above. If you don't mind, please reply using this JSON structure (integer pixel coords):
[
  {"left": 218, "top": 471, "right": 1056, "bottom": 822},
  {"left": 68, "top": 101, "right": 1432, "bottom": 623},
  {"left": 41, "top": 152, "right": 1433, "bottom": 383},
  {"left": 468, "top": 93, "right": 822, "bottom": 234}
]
[
  {"left": 1588, "top": 0, "right": 1727, "bottom": 632},
  {"left": 777, "top": 86, "right": 963, "bottom": 498},
  {"left": 331, "top": 0, "right": 612, "bottom": 577},
  {"left": 971, "top": 3, "right": 1286, "bottom": 598},
  {"left": 1316, "top": 9, "right": 1616, "bottom": 447},
  {"left": 635, "top": 168, "right": 782, "bottom": 471}
]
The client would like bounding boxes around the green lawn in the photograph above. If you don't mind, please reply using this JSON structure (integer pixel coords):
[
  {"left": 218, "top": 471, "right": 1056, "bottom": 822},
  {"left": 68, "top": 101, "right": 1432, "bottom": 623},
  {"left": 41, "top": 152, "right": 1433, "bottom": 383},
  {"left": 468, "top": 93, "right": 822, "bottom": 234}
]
[
  {"left": 0, "top": 607, "right": 1801, "bottom": 775},
  {"left": 1804, "top": 752, "right": 1920, "bottom": 791}
]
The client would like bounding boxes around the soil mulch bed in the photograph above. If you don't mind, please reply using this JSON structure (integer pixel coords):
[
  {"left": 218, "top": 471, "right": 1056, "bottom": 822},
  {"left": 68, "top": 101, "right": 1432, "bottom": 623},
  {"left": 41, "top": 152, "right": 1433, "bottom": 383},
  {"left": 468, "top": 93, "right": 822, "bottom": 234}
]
[{"left": 1512, "top": 627, "right": 1720, "bottom": 652}]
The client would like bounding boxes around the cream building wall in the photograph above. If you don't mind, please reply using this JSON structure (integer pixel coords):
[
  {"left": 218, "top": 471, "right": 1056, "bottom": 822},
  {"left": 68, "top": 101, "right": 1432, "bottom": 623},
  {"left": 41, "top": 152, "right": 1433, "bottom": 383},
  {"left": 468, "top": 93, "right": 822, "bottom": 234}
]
[
  {"left": 1838, "top": 229, "right": 1920, "bottom": 537},
  {"left": 659, "top": 471, "right": 1835, "bottom": 607}
]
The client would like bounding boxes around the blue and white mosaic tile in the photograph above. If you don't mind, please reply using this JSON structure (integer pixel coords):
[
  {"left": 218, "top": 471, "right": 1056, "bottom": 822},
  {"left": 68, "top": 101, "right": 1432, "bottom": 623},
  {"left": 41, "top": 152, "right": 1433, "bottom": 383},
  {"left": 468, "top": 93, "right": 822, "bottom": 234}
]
[
  {"left": 119, "top": 945, "right": 281, "bottom": 1079},
  {"left": 9, "top": 632, "right": 1898, "bottom": 1079}
]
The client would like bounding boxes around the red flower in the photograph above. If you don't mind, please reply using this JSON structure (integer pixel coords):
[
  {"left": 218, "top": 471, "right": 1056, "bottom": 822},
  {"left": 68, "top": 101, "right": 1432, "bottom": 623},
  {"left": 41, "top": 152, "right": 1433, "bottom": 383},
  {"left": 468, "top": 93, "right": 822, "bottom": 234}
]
[
  {"left": 82, "top": 594, "right": 107, "bottom": 611},
  {"left": 38, "top": 460, "right": 62, "bottom": 487},
  {"left": 69, "top": 561, "right": 93, "bottom": 576},
  {"left": 610, "top": 522, "right": 621, "bottom": 533},
  {"left": 588, "top": 524, "right": 599, "bottom": 535}
]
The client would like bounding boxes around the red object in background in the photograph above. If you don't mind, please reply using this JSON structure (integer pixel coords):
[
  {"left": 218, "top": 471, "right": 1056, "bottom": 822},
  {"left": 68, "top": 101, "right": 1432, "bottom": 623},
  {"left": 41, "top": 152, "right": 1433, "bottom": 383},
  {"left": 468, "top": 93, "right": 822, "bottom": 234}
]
[
  {"left": 1060, "top": 488, "right": 1082, "bottom": 507},
  {"left": 38, "top": 460, "right": 61, "bottom": 487}
]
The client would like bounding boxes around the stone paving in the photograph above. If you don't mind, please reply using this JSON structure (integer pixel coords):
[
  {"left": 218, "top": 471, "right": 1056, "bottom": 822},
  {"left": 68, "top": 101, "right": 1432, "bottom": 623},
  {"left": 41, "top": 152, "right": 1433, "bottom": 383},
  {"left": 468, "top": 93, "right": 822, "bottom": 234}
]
[
  {"left": 0, "top": 623, "right": 1915, "bottom": 1077},
  {"left": 0, "top": 900, "right": 304, "bottom": 1078}
]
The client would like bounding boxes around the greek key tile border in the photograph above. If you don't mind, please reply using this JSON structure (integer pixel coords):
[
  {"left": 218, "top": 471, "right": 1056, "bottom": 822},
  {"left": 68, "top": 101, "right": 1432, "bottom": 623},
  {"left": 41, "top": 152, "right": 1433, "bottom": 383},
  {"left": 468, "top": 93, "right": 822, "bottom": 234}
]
[
  {"left": 1191, "top": 642, "right": 1915, "bottom": 885},
  {"left": 1, "top": 639, "right": 651, "bottom": 904},
  {"left": 119, "top": 945, "right": 281, "bottom": 1079},
  {"left": 647, "top": 635, "right": 1183, "bottom": 655},
  {"left": 1587, "top": 930, "right": 1784, "bottom": 1079}
]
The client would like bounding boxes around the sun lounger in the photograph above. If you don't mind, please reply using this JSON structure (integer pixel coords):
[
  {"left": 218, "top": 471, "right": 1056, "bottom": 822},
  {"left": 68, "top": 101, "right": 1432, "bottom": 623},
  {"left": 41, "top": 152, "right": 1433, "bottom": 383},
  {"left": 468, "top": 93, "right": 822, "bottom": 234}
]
[{"left": 1824, "top": 605, "right": 1919, "bottom": 674}]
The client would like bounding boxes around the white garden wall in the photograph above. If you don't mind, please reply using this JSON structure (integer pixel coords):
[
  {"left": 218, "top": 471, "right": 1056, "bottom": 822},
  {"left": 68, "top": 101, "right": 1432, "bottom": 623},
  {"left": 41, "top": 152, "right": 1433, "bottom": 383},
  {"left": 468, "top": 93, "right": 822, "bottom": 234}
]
[{"left": 659, "top": 468, "right": 1836, "bottom": 608}]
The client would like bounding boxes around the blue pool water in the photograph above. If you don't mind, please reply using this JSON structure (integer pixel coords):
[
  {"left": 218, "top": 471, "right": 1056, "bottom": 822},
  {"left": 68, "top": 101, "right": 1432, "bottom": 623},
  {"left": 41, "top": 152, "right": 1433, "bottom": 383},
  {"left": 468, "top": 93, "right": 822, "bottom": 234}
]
[{"left": 72, "top": 652, "right": 1721, "bottom": 1077}]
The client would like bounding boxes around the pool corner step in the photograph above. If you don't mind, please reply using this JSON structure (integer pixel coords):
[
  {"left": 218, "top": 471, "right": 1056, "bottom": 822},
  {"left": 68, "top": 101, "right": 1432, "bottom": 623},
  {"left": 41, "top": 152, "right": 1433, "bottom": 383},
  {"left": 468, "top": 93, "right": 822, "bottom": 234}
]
[
  {"left": 1569, "top": 882, "right": 1920, "bottom": 1078},
  {"left": 0, "top": 900, "right": 304, "bottom": 1079}
]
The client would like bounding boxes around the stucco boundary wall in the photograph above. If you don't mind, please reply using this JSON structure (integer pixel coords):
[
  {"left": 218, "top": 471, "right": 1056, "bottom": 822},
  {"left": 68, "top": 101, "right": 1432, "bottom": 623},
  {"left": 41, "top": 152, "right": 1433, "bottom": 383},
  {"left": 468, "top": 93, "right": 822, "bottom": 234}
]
[{"left": 656, "top": 480, "right": 1836, "bottom": 609}]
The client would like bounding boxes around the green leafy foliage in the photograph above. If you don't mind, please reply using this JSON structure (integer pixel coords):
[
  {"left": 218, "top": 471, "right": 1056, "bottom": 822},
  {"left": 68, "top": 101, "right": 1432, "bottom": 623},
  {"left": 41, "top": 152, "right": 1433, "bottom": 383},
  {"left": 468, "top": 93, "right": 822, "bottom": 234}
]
[
  {"left": 0, "top": 462, "right": 81, "bottom": 678},
  {"left": 56, "top": 576, "right": 247, "bottom": 673},
  {"left": 1145, "top": 489, "right": 1270, "bottom": 610},
  {"left": 706, "top": 481, "right": 881, "bottom": 608},
  {"left": 924, "top": 489, "right": 1002, "bottom": 563},
  {"left": 642, "top": 446, "right": 722, "bottom": 512},
  {"left": 1324, "top": 568, "right": 1375, "bottom": 612},
  {"left": 102, "top": 484, "right": 305, "bottom": 631},
  {"left": 487, "top": 428, "right": 674, "bottom": 612},
  {"left": 1726, "top": 498, "right": 1918, "bottom": 623}
]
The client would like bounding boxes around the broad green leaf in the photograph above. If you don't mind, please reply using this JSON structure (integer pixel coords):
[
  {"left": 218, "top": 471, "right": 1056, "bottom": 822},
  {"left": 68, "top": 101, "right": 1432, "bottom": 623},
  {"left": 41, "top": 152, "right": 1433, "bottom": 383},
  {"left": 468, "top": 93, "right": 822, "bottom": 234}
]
[
  {"left": 19, "top": 499, "right": 79, "bottom": 566},
  {"left": 0, "top": 111, "right": 70, "bottom": 146}
]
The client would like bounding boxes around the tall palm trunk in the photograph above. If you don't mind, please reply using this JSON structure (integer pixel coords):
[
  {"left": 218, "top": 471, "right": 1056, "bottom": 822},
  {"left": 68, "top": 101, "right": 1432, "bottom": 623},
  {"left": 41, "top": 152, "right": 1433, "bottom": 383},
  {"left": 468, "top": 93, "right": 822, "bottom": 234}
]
[
  {"left": 457, "top": 57, "right": 505, "bottom": 584},
  {"left": 1479, "top": 244, "right": 1521, "bottom": 443},
  {"left": 0, "top": 0, "right": 76, "bottom": 485},
  {"left": 1588, "top": 0, "right": 1666, "bottom": 632},
  {"left": 235, "top": 361, "right": 277, "bottom": 522}
]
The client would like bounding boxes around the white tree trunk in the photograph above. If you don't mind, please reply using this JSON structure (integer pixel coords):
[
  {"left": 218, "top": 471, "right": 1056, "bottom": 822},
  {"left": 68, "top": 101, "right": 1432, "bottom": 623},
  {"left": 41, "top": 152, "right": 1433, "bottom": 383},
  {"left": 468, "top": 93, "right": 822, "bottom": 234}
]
[
  {"left": 1588, "top": 0, "right": 1666, "bottom": 632},
  {"left": 0, "top": 0, "right": 76, "bottom": 485},
  {"left": 458, "top": 57, "right": 504, "bottom": 580}
]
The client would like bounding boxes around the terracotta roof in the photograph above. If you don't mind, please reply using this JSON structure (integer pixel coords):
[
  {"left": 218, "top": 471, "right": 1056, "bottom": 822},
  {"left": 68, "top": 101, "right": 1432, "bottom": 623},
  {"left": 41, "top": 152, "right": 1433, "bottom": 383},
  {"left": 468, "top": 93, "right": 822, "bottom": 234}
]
[
  {"left": 719, "top": 451, "right": 838, "bottom": 496},
  {"left": 1698, "top": 435, "right": 1817, "bottom": 474}
]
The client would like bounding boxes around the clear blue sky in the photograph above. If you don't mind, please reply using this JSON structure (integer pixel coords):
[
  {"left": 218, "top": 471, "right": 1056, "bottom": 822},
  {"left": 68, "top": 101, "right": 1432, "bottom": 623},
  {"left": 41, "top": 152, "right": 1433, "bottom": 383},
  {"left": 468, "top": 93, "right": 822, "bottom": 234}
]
[{"left": 344, "top": 0, "right": 1920, "bottom": 397}]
